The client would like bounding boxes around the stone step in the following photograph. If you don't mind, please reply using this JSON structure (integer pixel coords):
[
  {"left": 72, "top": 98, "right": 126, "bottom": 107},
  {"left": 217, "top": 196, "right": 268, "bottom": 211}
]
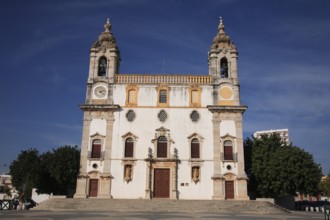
[{"left": 33, "top": 198, "right": 287, "bottom": 214}]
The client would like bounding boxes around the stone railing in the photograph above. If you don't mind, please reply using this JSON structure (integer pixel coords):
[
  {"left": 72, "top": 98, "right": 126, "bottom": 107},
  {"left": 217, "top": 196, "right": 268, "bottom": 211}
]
[
  {"left": 220, "top": 153, "right": 238, "bottom": 162},
  {"left": 87, "top": 151, "right": 105, "bottom": 160},
  {"left": 116, "top": 74, "right": 212, "bottom": 84}
]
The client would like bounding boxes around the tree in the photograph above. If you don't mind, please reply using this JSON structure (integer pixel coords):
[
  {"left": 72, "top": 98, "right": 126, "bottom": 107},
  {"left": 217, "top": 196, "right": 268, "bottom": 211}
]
[
  {"left": 319, "top": 171, "right": 330, "bottom": 197},
  {"left": 244, "top": 133, "right": 322, "bottom": 198},
  {"left": 9, "top": 148, "right": 41, "bottom": 198},
  {"left": 37, "top": 145, "right": 80, "bottom": 196},
  {"left": 10, "top": 146, "right": 80, "bottom": 197}
]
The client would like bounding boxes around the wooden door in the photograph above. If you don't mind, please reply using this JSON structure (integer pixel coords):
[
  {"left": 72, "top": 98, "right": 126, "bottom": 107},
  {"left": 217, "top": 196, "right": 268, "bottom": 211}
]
[
  {"left": 89, "top": 179, "right": 98, "bottom": 197},
  {"left": 225, "top": 181, "right": 234, "bottom": 199},
  {"left": 154, "top": 169, "right": 170, "bottom": 198}
]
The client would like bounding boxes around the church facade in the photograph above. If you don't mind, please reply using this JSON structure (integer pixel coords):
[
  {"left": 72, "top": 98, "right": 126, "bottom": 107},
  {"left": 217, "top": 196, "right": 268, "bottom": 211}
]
[{"left": 74, "top": 18, "right": 249, "bottom": 200}]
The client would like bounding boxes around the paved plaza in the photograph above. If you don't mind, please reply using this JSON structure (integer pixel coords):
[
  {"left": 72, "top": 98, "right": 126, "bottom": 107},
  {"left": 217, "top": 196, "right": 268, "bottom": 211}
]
[{"left": 0, "top": 210, "right": 325, "bottom": 220}]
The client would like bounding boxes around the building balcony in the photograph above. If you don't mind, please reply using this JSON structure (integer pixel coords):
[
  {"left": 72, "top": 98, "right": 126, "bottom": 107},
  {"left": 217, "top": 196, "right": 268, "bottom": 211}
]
[
  {"left": 220, "top": 153, "right": 238, "bottom": 162},
  {"left": 87, "top": 151, "right": 105, "bottom": 160}
]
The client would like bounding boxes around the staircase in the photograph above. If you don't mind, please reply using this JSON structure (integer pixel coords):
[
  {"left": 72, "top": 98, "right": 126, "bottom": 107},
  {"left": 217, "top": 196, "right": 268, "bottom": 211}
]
[{"left": 34, "top": 198, "right": 288, "bottom": 214}]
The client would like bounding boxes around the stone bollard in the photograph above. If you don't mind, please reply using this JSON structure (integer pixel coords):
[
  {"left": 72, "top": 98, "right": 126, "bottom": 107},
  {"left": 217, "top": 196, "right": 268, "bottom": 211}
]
[
  {"left": 315, "top": 207, "right": 319, "bottom": 212},
  {"left": 321, "top": 206, "right": 324, "bottom": 213},
  {"left": 305, "top": 206, "right": 309, "bottom": 211}
]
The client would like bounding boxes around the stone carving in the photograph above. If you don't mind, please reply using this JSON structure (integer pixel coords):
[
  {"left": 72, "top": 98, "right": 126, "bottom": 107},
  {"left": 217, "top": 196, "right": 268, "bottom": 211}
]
[
  {"left": 192, "top": 167, "right": 200, "bottom": 183},
  {"left": 124, "top": 165, "right": 132, "bottom": 182}
]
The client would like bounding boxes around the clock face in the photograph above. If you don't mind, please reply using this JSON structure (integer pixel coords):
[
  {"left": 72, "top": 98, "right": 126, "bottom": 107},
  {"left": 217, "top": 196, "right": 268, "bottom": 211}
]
[{"left": 94, "top": 86, "right": 107, "bottom": 98}]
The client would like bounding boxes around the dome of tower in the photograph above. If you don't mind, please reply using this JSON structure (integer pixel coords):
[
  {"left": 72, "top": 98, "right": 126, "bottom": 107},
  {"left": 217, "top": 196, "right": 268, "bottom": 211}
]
[
  {"left": 92, "top": 18, "right": 118, "bottom": 49},
  {"left": 211, "top": 17, "right": 236, "bottom": 50}
]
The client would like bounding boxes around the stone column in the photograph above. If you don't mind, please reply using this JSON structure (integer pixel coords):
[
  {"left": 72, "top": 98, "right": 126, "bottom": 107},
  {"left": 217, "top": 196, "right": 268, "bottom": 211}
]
[
  {"left": 74, "top": 111, "right": 91, "bottom": 198},
  {"left": 234, "top": 116, "right": 249, "bottom": 200},
  {"left": 211, "top": 113, "right": 225, "bottom": 200}
]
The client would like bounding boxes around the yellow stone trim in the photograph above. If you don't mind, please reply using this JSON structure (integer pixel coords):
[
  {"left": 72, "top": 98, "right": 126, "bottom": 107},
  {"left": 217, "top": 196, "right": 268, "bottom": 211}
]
[
  {"left": 219, "top": 86, "right": 233, "bottom": 99},
  {"left": 189, "top": 85, "right": 202, "bottom": 107},
  {"left": 125, "top": 84, "right": 139, "bottom": 107}
]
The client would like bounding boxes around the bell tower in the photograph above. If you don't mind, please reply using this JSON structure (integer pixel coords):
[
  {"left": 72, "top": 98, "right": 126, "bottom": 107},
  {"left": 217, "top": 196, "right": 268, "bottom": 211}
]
[
  {"left": 75, "top": 19, "right": 120, "bottom": 199},
  {"left": 208, "top": 17, "right": 249, "bottom": 200},
  {"left": 88, "top": 18, "right": 120, "bottom": 81},
  {"left": 208, "top": 17, "right": 240, "bottom": 106}
]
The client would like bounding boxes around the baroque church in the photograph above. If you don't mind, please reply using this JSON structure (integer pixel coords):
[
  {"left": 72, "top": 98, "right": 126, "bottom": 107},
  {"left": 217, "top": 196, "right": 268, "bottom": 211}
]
[{"left": 75, "top": 18, "right": 249, "bottom": 200}]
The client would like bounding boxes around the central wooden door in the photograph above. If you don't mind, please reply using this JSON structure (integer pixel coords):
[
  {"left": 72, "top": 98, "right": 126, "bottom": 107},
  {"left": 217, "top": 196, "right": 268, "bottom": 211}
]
[
  {"left": 225, "top": 181, "right": 234, "bottom": 199},
  {"left": 154, "top": 169, "right": 170, "bottom": 198},
  {"left": 89, "top": 179, "right": 98, "bottom": 197}
]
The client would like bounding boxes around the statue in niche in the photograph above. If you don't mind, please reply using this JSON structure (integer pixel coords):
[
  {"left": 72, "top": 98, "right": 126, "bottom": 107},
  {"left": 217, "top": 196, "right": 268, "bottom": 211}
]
[
  {"left": 124, "top": 165, "right": 132, "bottom": 182},
  {"left": 192, "top": 167, "right": 200, "bottom": 183}
]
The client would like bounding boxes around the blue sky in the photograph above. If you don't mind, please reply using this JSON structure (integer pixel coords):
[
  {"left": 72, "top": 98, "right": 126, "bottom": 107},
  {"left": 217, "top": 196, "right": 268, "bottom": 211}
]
[{"left": 1, "top": 0, "right": 329, "bottom": 175}]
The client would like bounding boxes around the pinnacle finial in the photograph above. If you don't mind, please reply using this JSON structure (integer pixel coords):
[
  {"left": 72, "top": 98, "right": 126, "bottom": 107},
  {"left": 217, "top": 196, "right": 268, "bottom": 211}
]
[
  {"left": 218, "top": 16, "right": 225, "bottom": 33},
  {"left": 104, "top": 18, "right": 111, "bottom": 33}
]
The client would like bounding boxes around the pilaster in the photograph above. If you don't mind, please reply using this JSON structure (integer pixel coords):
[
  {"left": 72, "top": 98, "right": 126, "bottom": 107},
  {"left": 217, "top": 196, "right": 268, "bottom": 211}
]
[
  {"left": 74, "top": 112, "right": 91, "bottom": 198},
  {"left": 235, "top": 117, "right": 249, "bottom": 200},
  {"left": 211, "top": 112, "right": 225, "bottom": 200}
]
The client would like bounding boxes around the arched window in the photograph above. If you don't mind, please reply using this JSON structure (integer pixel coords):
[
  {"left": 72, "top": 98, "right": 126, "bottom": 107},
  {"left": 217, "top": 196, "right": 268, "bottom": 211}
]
[
  {"left": 224, "top": 140, "right": 233, "bottom": 160},
  {"left": 159, "top": 90, "right": 167, "bottom": 104},
  {"left": 91, "top": 139, "right": 101, "bottom": 158},
  {"left": 157, "top": 136, "right": 167, "bottom": 158},
  {"left": 98, "top": 57, "right": 107, "bottom": 76},
  {"left": 191, "top": 138, "right": 200, "bottom": 159},
  {"left": 220, "top": 57, "right": 228, "bottom": 78},
  {"left": 128, "top": 89, "right": 137, "bottom": 104},
  {"left": 124, "top": 138, "right": 134, "bottom": 158}
]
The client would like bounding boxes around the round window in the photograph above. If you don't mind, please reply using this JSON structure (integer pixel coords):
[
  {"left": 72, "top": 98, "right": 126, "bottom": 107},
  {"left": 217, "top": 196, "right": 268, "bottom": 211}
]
[
  {"left": 126, "top": 110, "right": 136, "bottom": 122},
  {"left": 158, "top": 110, "right": 168, "bottom": 122},
  {"left": 92, "top": 163, "right": 98, "bottom": 169},
  {"left": 190, "top": 110, "right": 200, "bottom": 122}
]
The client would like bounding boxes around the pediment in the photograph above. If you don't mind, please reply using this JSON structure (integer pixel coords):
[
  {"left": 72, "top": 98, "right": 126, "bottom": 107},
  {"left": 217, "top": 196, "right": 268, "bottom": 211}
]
[
  {"left": 121, "top": 132, "right": 138, "bottom": 139},
  {"left": 90, "top": 132, "right": 105, "bottom": 138},
  {"left": 187, "top": 132, "right": 204, "bottom": 140},
  {"left": 220, "top": 133, "right": 236, "bottom": 139}
]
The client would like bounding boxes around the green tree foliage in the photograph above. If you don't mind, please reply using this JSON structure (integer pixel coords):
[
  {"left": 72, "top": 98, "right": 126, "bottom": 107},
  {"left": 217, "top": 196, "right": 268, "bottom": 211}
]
[
  {"left": 38, "top": 146, "right": 80, "bottom": 195},
  {"left": 9, "top": 148, "right": 41, "bottom": 197},
  {"left": 319, "top": 171, "right": 330, "bottom": 197},
  {"left": 9, "top": 146, "right": 80, "bottom": 197},
  {"left": 244, "top": 134, "right": 322, "bottom": 198}
]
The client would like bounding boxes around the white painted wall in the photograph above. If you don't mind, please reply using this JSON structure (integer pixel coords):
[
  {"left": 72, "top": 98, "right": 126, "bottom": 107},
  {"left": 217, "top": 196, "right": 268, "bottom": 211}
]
[{"left": 85, "top": 83, "right": 242, "bottom": 199}]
